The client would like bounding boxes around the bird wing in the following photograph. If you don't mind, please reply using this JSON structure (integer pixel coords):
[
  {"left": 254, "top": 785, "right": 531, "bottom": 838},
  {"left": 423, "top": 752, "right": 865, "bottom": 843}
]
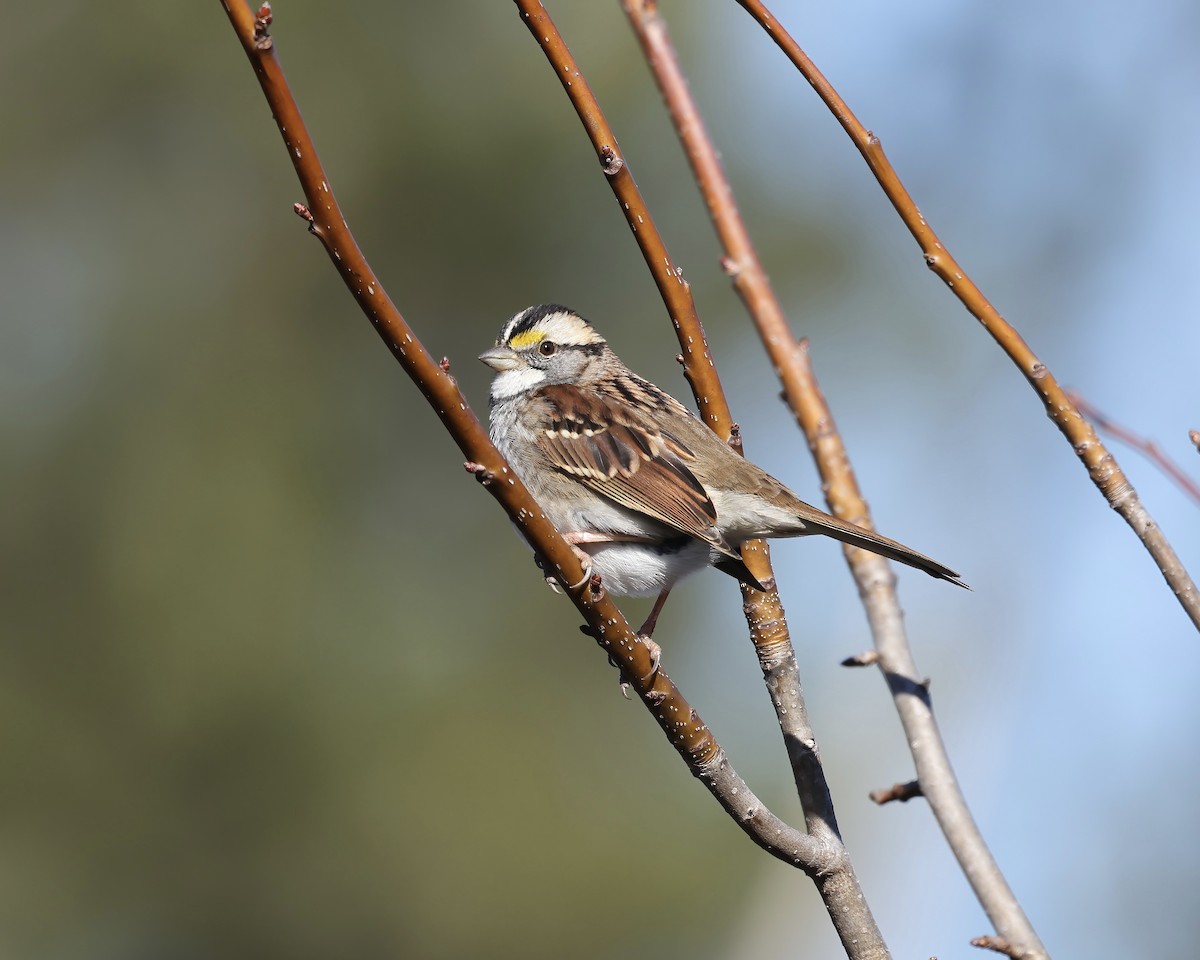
[{"left": 533, "top": 382, "right": 737, "bottom": 557}]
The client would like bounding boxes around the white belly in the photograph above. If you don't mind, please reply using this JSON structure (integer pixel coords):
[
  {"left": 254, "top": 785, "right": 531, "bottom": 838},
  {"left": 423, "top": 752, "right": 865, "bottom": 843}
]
[{"left": 582, "top": 538, "right": 713, "bottom": 597}]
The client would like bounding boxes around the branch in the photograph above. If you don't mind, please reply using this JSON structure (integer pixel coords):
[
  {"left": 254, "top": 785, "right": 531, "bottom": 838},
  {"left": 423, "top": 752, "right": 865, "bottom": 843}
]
[
  {"left": 514, "top": 0, "right": 729, "bottom": 436},
  {"left": 790, "top": 342, "right": 1049, "bottom": 960},
  {"left": 972, "top": 934, "right": 1041, "bottom": 959},
  {"left": 734, "top": 0, "right": 1200, "bottom": 634},
  {"left": 868, "top": 781, "right": 922, "bottom": 806},
  {"left": 1068, "top": 393, "right": 1200, "bottom": 508},
  {"left": 219, "top": 0, "right": 818, "bottom": 871},
  {"left": 620, "top": 1, "right": 826, "bottom": 475},
  {"left": 622, "top": 4, "right": 1046, "bottom": 956}
]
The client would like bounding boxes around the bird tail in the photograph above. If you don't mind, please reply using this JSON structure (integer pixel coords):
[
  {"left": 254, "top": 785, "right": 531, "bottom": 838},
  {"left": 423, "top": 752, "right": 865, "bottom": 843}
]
[{"left": 794, "top": 504, "right": 968, "bottom": 589}]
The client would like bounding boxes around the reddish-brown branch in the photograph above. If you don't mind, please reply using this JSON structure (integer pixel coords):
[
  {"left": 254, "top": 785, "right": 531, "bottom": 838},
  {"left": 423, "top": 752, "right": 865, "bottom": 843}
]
[
  {"left": 1069, "top": 393, "right": 1200, "bottom": 508},
  {"left": 733, "top": 0, "right": 1199, "bottom": 635},
  {"left": 219, "top": 0, "right": 821, "bottom": 871},
  {"left": 623, "top": 5, "right": 1045, "bottom": 956},
  {"left": 513, "top": 0, "right": 729, "bottom": 437},
  {"left": 622, "top": 1, "right": 796, "bottom": 404}
]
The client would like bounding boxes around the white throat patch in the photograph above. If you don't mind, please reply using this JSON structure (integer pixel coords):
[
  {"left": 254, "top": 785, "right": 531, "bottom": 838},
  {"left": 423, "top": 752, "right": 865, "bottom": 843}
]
[{"left": 489, "top": 364, "right": 547, "bottom": 401}]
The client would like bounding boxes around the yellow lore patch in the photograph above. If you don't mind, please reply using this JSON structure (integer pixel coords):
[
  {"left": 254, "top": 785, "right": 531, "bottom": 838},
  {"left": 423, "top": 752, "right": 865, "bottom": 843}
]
[{"left": 508, "top": 329, "right": 547, "bottom": 350}]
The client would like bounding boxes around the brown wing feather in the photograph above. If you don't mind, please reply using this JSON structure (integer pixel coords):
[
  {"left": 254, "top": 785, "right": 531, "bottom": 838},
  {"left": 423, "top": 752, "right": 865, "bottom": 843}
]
[{"left": 535, "top": 383, "right": 736, "bottom": 557}]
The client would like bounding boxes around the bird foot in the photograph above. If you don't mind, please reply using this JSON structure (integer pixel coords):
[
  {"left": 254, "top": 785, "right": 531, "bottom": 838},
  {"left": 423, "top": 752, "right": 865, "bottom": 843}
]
[
  {"left": 535, "top": 546, "right": 594, "bottom": 593},
  {"left": 635, "top": 634, "right": 662, "bottom": 679}
]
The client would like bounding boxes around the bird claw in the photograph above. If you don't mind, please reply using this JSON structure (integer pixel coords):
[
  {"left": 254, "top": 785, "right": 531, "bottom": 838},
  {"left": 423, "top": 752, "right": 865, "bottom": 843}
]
[
  {"left": 534, "top": 547, "right": 593, "bottom": 593},
  {"left": 610, "top": 636, "right": 658, "bottom": 696},
  {"left": 534, "top": 554, "right": 563, "bottom": 594},
  {"left": 565, "top": 565, "right": 593, "bottom": 592},
  {"left": 636, "top": 634, "right": 662, "bottom": 680}
]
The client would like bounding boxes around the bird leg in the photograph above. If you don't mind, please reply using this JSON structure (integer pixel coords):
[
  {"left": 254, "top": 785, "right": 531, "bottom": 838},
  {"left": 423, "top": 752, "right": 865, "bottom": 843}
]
[
  {"left": 562, "top": 531, "right": 659, "bottom": 546},
  {"left": 539, "top": 532, "right": 669, "bottom": 674},
  {"left": 636, "top": 587, "right": 672, "bottom": 641},
  {"left": 630, "top": 587, "right": 671, "bottom": 679},
  {"left": 536, "top": 544, "right": 594, "bottom": 592}
]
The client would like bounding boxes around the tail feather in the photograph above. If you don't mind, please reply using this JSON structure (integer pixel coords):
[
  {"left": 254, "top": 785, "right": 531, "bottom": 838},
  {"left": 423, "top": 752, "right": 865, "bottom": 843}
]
[{"left": 795, "top": 505, "right": 968, "bottom": 589}]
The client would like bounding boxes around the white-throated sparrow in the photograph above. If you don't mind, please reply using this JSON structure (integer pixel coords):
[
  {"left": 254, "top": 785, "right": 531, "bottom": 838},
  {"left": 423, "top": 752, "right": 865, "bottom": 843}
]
[{"left": 481, "top": 304, "right": 965, "bottom": 636}]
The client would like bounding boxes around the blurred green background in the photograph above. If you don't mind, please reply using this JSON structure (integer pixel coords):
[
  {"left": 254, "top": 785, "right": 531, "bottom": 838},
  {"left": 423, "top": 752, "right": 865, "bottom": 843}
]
[{"left": 4, "top": 2, "right": 1198, "bottom": 958}]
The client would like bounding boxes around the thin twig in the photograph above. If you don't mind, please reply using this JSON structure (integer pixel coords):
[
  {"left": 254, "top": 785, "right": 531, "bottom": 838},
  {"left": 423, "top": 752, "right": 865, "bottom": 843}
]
[
  {"left": 869, "top": 781, "right": 923, "bottom": 805},
  {"left": 514, "top": 0, "right": 728, "bottom": 435},
  {"left": 620, "top": 1, "right": 830, "bottom": 472},
  {"left": 220, "top": 0, "right": 819, "bottom": 871},
  {"left": 622, "top": 6, "right": 1047, "bottom": 956},
  {"left": 733, "top": 0, "right": 1200, "bottom": 634},
  {"left": 972, "top": 935, "right": 1037, "bottom": 959},
  {"left": 1068, "top": 393, "right": 1200, "bottom": 508},
  {"left": 739, "top": 571, "right": 893, "bottom": 957}
]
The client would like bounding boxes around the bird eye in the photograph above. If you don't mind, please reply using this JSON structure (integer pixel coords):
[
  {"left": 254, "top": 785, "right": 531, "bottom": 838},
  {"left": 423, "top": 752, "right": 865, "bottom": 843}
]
[{"left": 538, "top": 340, "right": 558, "bottom": 357}]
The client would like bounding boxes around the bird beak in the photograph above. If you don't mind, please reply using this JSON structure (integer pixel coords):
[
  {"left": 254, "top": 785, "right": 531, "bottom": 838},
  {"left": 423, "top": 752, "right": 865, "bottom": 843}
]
[{"left": 478, "top": 346, "right": 521, "bottom": 371}]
